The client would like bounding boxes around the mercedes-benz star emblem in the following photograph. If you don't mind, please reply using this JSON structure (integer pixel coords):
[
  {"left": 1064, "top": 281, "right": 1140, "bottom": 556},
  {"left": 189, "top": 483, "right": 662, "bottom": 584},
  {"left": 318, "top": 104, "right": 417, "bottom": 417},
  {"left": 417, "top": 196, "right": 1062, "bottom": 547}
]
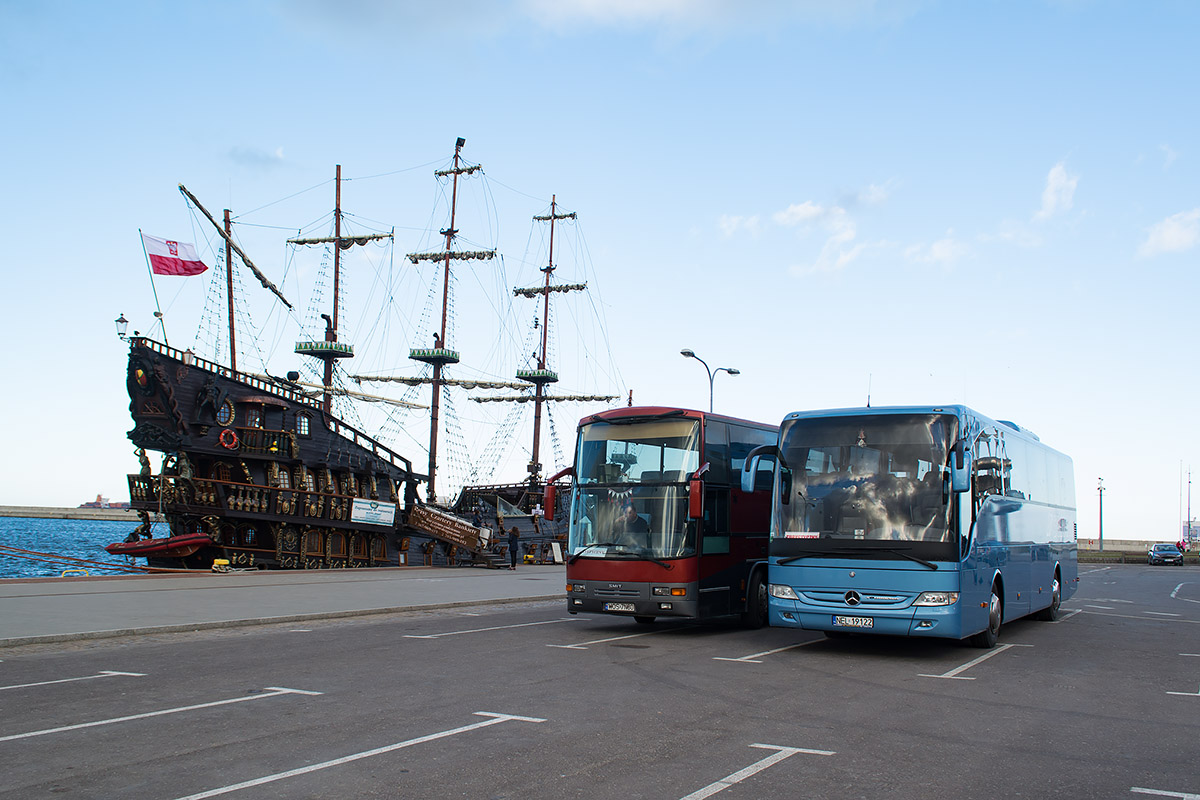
[{"left": 845, "top": 590, "right": 861, "bottom": 606}]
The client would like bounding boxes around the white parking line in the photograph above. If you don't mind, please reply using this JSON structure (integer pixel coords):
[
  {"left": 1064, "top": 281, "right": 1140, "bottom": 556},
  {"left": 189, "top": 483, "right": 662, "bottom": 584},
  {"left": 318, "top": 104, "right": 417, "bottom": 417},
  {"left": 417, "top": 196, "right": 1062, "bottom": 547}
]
[
  {"left": 1146, "top": 611, "right": 1183, "bottom": 617},
  {"left": 547, "top": 629, "right": 667, "bottom": 649},
  {"left": 919, "top": 643, "right": 1031, "bottom": 680},
  {"left": 1170, "top": 583, "right": 1200, "bottom": 605},
  {"left": 1166, "top": 685, "right": 1200, "bottom": 697},
  {"left": 0, "top": 687, "right": 322, "bottom": 743},
  {"left": 1131, "top": 787, "right": 1200, "bottom": 799},
  {"left": 1087, "top": 604, "right": 1115, "bottom": 610},
  {"left": 1081, "top": 610, "right": 1200, "bottom": 625},
  {"left": 405, "top": 618, "right": 577, "bottom": 639},
  {"left": 1050, "top": 609, "right": 1083, "bottom": 623},
  {"left": 678, "top": 743, "right": 835, "bottom": 800},
  {"left": 171, "top": 712, "right": 546, "bottom": 800},
  {"left": 0, "top": 671, "right": 146, "bottom": 692},
  {"left": 713, "top": 640, "right": 820, "bottom": 663}
]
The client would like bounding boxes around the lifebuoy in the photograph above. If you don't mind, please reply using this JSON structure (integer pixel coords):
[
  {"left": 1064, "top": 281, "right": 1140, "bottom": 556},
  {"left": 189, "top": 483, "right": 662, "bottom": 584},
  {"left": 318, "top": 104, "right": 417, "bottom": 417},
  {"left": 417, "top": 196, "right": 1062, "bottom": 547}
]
[{"left": 218, "top": 428, "right": 239, "bottom": 449}]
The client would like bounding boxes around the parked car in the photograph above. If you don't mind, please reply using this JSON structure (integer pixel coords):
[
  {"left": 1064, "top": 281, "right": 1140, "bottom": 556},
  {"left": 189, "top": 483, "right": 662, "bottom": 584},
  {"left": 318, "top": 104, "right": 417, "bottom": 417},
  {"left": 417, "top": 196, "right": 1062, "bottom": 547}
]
[{"left": 1147, "top": 543, "right": 1184, "bottom": 566}]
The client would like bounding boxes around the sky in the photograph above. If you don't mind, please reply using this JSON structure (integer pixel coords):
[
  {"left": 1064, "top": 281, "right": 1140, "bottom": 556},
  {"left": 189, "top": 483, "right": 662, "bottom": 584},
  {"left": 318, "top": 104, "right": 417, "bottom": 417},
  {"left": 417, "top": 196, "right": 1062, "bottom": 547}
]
[{"left": 1, "top": 0, "right": 1197, "bottom": 543}]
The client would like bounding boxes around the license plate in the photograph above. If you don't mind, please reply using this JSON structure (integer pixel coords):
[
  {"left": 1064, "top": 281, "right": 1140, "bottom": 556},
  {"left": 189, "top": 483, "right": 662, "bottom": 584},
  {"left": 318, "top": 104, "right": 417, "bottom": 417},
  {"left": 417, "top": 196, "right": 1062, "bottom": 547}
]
[
  {"left": 605, "top": 602, "right": 636, "bottom": 612},
  {"left": 833, "top": 615, "right": 873, "bottom": 629}
]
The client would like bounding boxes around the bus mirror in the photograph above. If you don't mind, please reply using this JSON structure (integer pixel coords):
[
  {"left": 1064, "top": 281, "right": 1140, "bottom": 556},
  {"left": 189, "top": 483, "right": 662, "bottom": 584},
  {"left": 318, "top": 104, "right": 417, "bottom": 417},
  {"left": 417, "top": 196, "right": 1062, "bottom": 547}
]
[
  {"left": 951, "top": 446, "right": 972, "bottom": 493},
  {"left": 544, "top": 484, "right": 556, "bottom": 514},
  {"left": 741, "top": 456, "right": 759, "bottom": 493},
  {"left": 740, "top": 444, "right": 778, "bottom": 493},
  {"left": 688, "top": 479, "right": 704, "bottom": 520},
  {"left": 780, "top": 468, "right": 793, "bottom": 505}
]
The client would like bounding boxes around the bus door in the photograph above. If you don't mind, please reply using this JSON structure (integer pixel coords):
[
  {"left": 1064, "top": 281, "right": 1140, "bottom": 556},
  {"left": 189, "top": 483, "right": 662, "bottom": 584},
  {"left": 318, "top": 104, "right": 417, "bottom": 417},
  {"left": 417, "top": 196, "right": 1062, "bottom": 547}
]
[{"left": 698, "top": 484, "right": 732, "bottom": 616}]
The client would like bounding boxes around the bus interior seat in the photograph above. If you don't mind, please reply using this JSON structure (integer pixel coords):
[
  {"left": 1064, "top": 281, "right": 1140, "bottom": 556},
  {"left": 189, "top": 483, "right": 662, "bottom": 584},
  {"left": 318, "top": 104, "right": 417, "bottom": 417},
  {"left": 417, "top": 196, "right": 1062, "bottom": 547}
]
[{"left": 640, "top": 471, "right": 662, "bottom": 483}]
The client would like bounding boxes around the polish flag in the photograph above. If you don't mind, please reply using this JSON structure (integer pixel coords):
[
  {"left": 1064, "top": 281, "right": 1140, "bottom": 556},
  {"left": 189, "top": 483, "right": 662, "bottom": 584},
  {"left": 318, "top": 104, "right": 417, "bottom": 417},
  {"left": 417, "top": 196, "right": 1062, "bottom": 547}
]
[{"left": 142, "top": 233, "right": 208, "bottom": 276}]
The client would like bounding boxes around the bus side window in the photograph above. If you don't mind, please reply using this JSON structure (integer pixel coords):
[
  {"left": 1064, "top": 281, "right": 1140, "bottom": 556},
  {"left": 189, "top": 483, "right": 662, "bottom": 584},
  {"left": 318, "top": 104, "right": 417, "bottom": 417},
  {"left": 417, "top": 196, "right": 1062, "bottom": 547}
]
[
  {"left": 705, "top": 422, "right": 729, "bottom": 484},
  {"left": 702, "top": 487, "right": 730, "bottom": 553}
]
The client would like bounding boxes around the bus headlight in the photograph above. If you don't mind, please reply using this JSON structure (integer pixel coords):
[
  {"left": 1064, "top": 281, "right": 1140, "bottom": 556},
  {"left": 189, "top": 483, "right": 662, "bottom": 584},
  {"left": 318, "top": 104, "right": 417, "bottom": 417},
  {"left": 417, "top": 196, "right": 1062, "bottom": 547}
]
[
  {"left": 913, "top": 591, "right": 959, "bottom": 606},
  {"left": 566, "top": 583, "right": 585, "bottom": 593},
  {"left": 769, "top": 584, "right": 799, "bottom": 600}
]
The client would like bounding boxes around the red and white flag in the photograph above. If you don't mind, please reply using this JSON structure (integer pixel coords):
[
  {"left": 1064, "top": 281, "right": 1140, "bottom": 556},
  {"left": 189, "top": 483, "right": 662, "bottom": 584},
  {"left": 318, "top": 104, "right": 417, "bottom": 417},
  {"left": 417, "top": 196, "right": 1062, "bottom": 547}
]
[{"left": 142, "top": 233, "right": 208, "bottom": 276}]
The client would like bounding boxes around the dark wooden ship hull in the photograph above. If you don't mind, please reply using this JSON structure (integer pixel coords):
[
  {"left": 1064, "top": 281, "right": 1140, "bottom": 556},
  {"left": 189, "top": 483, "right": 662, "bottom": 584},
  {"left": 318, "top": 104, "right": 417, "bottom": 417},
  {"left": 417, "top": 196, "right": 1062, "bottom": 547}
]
[{"left": 112, "top": 337, "right": 565, "bottom": 570}]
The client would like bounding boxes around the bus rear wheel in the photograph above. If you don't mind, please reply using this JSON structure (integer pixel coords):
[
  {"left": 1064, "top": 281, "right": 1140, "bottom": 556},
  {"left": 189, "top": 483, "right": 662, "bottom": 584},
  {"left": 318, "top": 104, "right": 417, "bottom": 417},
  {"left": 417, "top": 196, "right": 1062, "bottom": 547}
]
[
  {"left": 1035, "top": 573, "right": 1061, "bottom": 621},
  {"left": 969, "top": 584, "right": 1002, "bottom": 648}
]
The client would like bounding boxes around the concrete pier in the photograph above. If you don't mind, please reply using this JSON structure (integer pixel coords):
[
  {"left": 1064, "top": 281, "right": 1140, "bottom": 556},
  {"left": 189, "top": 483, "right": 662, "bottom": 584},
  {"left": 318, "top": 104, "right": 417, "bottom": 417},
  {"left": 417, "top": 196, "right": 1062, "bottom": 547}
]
[{"left": 0, "top": 505, "right": 161, "bottom": 522}]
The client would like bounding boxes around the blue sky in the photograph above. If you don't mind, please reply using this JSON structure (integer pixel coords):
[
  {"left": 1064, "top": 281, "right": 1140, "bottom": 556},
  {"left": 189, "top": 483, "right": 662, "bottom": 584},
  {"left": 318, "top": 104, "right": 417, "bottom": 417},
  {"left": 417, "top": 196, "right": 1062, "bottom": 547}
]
[{"left": 1, "top": 1, "right": 1196, "bottom": 542}]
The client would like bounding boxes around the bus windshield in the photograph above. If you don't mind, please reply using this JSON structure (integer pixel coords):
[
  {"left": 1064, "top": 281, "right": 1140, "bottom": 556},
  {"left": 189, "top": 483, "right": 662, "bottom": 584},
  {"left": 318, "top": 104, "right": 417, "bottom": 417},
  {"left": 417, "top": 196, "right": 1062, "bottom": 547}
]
[
  {"left": 777, "top": 413, "right": 958, "bottom": 545},
  {"left": 569, "top": 417, "right": 700, "bottom": 559}
]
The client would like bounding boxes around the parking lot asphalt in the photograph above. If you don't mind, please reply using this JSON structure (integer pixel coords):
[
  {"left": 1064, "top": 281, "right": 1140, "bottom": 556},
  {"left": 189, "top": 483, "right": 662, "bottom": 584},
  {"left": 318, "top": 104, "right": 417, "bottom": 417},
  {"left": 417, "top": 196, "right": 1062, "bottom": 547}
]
[
  {"left": 1, "top": 564, "right": 1197, "bottom": 799},
  {"left": 0, "top": 564, "right": 565, "bottom": 645}
]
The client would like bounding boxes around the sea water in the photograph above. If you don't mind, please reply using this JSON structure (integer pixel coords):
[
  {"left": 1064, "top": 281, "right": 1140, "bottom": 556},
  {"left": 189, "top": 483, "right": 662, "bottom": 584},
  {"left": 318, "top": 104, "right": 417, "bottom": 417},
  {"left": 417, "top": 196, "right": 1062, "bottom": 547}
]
[{"left": 0, "top": 517, "right": 169, "bottom": 579}]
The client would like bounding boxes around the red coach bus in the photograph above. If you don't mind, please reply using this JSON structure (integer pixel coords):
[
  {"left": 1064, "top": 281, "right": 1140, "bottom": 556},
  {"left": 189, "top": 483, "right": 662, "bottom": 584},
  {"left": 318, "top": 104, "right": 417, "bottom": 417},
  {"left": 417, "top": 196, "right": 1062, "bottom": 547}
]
[{"left": 547, "top": 406, "right": 778, "bottom": 626}]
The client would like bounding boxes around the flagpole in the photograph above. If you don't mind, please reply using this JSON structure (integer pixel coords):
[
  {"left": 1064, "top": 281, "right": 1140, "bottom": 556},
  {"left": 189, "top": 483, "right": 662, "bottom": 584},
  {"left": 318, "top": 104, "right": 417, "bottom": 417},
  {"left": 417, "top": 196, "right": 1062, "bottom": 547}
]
[{"left": 138, "top": 229, "right": 169, "bottom": 347}]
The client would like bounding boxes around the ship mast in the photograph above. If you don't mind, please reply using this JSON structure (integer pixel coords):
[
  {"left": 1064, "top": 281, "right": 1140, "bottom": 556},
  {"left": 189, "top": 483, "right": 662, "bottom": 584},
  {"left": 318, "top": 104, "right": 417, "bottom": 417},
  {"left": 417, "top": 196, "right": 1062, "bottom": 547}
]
[
  {"left": 288, "top": 165, "right": 391, "bottom": 414},
  {"left": 405, "top": 138, "right": 496, "bottom": 503},
  {"left": 525, "top": 196, "right": 576, "bottom": 484},
  {"left": 481, "top": 198, "right": 616, "bottom": 487},
  {"left": 223, "top": 208, "right": 237, "bottom": 373}
]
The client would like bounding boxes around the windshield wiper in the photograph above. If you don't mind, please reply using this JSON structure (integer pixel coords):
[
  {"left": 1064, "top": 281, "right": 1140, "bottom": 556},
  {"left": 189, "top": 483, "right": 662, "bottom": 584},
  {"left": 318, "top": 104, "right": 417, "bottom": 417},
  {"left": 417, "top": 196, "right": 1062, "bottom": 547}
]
[
  {"left": 777, "top": 548, "right": 858, "bottom": 565},
  {"left": 777, "top": 546, "right": 938, "bottom": 570},
  {"left": 630, "top": 555, "right": 673, "bottom": 570},
  {"left": 867, "top": 546, "right": 938, "bottom": 570}
]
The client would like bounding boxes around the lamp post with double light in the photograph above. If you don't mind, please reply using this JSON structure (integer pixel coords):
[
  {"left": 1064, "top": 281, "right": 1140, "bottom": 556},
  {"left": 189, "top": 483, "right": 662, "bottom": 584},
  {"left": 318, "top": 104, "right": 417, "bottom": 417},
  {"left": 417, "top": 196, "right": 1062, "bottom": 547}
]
[{"left": 680, "top": 348, "right": 739, "bottom": 413}]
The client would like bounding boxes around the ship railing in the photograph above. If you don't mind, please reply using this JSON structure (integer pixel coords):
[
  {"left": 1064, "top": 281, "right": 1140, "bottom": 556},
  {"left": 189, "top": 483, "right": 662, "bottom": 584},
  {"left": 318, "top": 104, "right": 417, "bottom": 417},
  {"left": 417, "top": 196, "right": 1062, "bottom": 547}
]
[
  {"left": 131, "top": 336, "right": 416, "bottom": 476},
  {"left": 128, "top": 474, "right": 221, "bottom": 510},
  {"left": 127, "top": 473, "right": 396, "bottom": 528},
  {"left": 235, "top": 427, "right": 296, "bottom": 458}
]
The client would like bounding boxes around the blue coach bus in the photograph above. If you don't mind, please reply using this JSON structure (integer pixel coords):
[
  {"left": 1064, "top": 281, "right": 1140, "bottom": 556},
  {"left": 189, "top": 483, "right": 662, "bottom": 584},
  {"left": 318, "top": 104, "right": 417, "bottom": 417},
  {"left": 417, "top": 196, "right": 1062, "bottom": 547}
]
[{"left": 741, "top": 406, "right": 1077, "bottom": 648}]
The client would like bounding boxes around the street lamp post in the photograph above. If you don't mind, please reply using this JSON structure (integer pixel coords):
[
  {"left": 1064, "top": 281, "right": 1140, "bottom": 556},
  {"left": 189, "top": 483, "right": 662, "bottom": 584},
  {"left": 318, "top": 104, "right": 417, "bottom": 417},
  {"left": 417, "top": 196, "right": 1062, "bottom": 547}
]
[
  {"left": 1098, "top": 477, "right": 1104, "bottom": 552},
  {"left": 680, "top": 348, "right": 739, "bottom": 412}
]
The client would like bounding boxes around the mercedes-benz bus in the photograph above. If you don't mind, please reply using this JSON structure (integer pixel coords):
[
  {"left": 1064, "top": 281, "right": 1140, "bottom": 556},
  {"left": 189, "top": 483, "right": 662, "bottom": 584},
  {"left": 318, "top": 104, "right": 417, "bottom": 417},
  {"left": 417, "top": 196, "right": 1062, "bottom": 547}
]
[
  {"left": 548, "top": 406, "right": 778, "bottom": 626},
  {"left": 741, "top": 405, "right": 1076, "bottom": 647}
]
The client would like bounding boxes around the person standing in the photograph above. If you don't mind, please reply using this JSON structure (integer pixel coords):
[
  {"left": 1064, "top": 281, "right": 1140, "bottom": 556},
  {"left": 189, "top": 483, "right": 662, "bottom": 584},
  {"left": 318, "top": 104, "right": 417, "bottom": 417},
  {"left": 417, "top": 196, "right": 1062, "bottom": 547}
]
[{"left": 508, "top": 525, "right": 520, "bottom": 570}]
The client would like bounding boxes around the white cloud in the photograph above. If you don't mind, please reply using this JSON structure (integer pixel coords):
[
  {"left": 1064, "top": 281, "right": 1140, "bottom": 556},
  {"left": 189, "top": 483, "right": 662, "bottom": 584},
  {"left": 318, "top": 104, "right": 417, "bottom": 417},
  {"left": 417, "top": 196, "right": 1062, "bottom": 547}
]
[
  {"left": 779, "top": 203, "right": 870, "bottom": 273},
  {"left": 980, "top": 221, "right": 1042, "bottom": 249},
  {"left": 1034, "top": 162, "right": 1078, "bottom": 221},
  {"left": 1137, "top": 208, "right": 1200, "bottom": 258},
  {"left": 857, "top": 181, "right": 892, "bottom": 206},
  {"left": 1159, "top": 144, "right": 1179, "bottom": 169},
  {"left": 718, "top": 214, "right": 760, "bottom": 237},
  {"left": 229, "top": 146, "right": 286, "bottom": 170},
  {"left": 772, "top": 201, "right": 824, "bottom": 227},
  {"left": 517, "top": 0, "right": 909, "bottom": 32},
  {"left": 904, "top": 230, "right": 968, "bottom": 266}
]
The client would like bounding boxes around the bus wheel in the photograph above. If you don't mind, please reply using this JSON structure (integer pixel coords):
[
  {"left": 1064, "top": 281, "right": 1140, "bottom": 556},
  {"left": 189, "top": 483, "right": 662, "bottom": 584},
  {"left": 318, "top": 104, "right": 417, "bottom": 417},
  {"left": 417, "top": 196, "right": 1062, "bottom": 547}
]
[
  {"left": 741, "top": 571, "right": 768, "bottom": 629},
  {"left": 1035, "top": 573, "right": 1061, "bottom": 621},
  {"left": 633, "top": 616, "right": 655, "bottom": 625},
  {"left": 970, "top": 584, "right": 1002, "bottom": 648}
]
